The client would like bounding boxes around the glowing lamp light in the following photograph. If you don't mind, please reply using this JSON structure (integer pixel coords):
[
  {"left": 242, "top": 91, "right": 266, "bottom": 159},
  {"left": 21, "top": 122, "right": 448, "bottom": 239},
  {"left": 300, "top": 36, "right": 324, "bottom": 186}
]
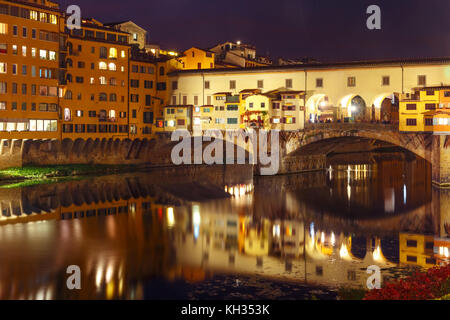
[
  {"left": 373, "top": 245, "right": 383, "bottom": 262},
  {"left": 193, "top": 205, "right": 201, "bottom": 225},
  {"left": 106, "top": 264, "right": 114, "bottom": 283},
  {"left": 331, "top": 233, "right": 336, "bottom": 247},
  {"left": 339, "top": 243, "right": 350, "bottom": 259},
  {"left": 321, "top": 232, "right": 325, "bottom": 244},
  {"left": 167, "top": 207, "right": 175, "bottom": 228}
]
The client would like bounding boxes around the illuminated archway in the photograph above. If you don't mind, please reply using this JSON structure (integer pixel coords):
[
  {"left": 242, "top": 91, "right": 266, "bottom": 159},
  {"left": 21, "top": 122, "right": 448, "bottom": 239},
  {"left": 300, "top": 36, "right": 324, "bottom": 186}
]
[
  {"left": 371, "top": 93, "right": 399, "bottom": 122},
  {"left": 338, "top": 94, "right": 366, "bottom": 120},
  {"left": 306, "top": 94, "right": 331, "bottom": 123}
]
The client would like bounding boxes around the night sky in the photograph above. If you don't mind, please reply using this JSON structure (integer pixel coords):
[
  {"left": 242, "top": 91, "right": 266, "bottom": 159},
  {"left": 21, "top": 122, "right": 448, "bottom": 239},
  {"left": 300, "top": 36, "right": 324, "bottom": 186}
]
[{"left": 58, "top": 0, "right": 450, "bottom": 62}]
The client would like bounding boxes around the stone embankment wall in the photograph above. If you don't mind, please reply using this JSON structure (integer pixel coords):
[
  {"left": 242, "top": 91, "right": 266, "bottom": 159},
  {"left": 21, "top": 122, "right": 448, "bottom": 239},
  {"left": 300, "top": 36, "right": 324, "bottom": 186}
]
[{"left": 0, "top": 134, "right": 326, "bottom": 177}]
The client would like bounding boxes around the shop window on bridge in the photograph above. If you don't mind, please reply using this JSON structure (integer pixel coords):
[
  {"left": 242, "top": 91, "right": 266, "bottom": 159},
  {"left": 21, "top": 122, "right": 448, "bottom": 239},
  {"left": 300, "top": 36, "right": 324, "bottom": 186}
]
[
  {"left": 425, "top": 103, "right": 436, "bottom": 110},
  {"left": 425, "top": 118, "right": 434, "bottom": 126},
  {"left": 406, "top": 119, "right": 417, "bottom": 126},
  {"left": 406, "top": 103, "right": 416, "bottom": 110}
]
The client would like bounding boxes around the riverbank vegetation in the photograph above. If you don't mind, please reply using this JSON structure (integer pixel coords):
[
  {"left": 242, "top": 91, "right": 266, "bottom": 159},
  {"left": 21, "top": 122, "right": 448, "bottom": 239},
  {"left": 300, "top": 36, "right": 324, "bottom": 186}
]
[{"left": 0, "top": 164, "right": 134, "bottom": 188}]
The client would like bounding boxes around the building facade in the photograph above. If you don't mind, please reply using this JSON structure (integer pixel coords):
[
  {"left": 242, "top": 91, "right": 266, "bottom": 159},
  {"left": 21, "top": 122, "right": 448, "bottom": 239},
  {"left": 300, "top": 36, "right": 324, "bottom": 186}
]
[{"left": 0, "top": 0, "right": 63, "bottom": 139}]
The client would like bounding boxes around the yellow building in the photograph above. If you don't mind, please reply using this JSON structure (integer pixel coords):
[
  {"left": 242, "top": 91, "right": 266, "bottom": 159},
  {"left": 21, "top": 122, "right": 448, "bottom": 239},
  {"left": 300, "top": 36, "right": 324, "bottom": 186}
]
[
  {"left": 154, "top": 57, "right": 184, "bottom": 132},
  {"left": 0, "top": 0, "right": 62, "bottom": 139},
  {"left": 163, "top": 105, "right": 192, "bottom": 132},
  {"left": 62, "top": 19, "right": 130, "bottom": 140},
  {"left": 242, "top": 93, "right": 270, "bottom": 129},
  {"left": 400, "top": 86, "right": 450, "bottom": 134},
  {"left": 267, "top": 90, "right": 305, "bottom": 131},
  {"left": 399, "top": 233, "right": 437, "bottom": 268},
  {"left": 178, "top": 47, "right": 215, "bottom": 70}
]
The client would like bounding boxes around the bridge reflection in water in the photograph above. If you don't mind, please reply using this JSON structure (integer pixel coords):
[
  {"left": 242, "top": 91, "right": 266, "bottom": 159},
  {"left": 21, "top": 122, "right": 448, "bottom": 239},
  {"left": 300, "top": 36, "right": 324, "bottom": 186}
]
[{"left": 0, "top": 158, "right": 448, "bottom": 300}]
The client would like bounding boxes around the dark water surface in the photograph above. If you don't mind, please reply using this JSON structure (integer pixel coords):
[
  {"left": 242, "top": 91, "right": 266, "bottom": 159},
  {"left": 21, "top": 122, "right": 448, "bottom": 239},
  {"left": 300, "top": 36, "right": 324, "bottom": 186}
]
[{"left": 0, "top": 156, "right": 448, "bottom": 300}]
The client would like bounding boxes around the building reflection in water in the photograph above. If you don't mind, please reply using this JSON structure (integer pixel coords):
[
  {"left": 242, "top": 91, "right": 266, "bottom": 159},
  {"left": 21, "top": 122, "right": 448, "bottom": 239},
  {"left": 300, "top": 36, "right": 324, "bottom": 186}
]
[{"left": 0, "top": 157, "right": 447, "bottom": 300}]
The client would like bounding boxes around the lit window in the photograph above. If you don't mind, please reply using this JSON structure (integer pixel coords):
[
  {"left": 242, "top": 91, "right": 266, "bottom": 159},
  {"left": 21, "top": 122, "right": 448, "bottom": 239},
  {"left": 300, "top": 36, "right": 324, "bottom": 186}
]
[
  {"left": 76, "top": 110, "right": 83, "bottom": 117},
  {"left": 39, "top": 49, "right": 47, "bottom": 60},
  {"left": 30, "top": 11, "right": 38, "bottom": 21},
  {"left": 39, "top": 12, "right": 48, "bottom": 23},
  {"left": 109, "top": 48, "right": 117, "bottom": 58},
  {"left": 48, "top": 51, "right": 56, "bottom": 61},
  {"left": 64, "top": 108, "right": 71, "bottom": 121},
  {"left": 22, "top": 46, "right": 26, "bottom": 56},
  {"left": 99, "top": 76, "right": 106, "bottom": 85},
  {"left": 121, "top": 66, "right": 125, "bottom": 72},
  {"left": 31, "top": 48, "right": 36, "bottom": 57},
  {"left": 0, "top": 62, "right": 6, "bottom": 74},
  {"left": 49, "top": 15, "right": 57, "bottom": 25},
  {"left": 90, "top": 77, "right": 94, "bottom": 84},
  {"left": 99, "top": 62, "right": 107, "bottom": 70},
  {"left": 121, "top": 50, "right": 126, "bottom": 58},
  {"left": 12, "top": 45, "right": 17, "bottom": 55},
  {"left": 0, "top": 23, "right": 7, "bottom": 35},
  {"left": 108, "top": 63, "right": 116, "bottom": 71},
  {"left": 109, "top": 110, "right": 116, "bottom": 120}
]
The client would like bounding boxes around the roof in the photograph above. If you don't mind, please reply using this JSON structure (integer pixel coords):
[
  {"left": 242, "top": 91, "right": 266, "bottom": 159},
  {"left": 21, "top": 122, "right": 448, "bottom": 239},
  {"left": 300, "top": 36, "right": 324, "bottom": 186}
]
[
  {"left": 423, "top": 110, "right": 450, "bottom": 116},
  {"left": 414, "top": 86, "right": 450, "bottom": 91},
  {"left": 168, "top": 56, "right": 450, "bottom": 76},
  {"left": 213, "top": 92, "right": 232, "bottom": 95},
  {"left": 183, "top": 47, "right": 215, "bottom": 54},
  {"left": 103, "top": 20, "right": 148, "bottom": 34},
  {"left": 239, "top": 89, "right": 261, "bottom": 94},
  {"left": 277, "top": 90, "right": 305, "bottom": 95}
]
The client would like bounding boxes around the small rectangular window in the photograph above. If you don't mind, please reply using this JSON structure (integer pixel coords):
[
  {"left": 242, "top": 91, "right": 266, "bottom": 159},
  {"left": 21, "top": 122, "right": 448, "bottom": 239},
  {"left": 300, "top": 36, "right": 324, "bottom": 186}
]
[
  {"left": 316, "top": 78, "right": 323, "bottom": 88},
  {"left": 286, "top": 79, "right": 293, "bottom": 88},
  {"left": 418, "top": 75, "right": 426, "bottom": 86},
  {"left": 347, "top": 77, "right": 356, "bottom": 87}
]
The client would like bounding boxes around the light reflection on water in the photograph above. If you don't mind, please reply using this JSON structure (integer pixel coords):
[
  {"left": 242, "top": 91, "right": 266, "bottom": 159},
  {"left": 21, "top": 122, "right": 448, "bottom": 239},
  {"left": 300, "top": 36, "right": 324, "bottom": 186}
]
[{"left": 0, "top": 158, "right": 448, "bottom": 300}]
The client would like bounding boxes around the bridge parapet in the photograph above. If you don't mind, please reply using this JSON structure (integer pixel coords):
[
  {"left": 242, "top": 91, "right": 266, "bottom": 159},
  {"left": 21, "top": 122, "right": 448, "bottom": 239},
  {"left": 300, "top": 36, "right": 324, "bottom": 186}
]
[{"left": 304, "top": 122, "right": 398, "bottom": 132}]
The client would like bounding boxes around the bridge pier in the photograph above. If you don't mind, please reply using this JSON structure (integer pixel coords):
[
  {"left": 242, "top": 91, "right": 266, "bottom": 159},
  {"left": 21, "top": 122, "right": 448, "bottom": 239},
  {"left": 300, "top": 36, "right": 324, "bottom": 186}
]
[{"left": 432, "top": 136, "right": 450, "bottom": 188}]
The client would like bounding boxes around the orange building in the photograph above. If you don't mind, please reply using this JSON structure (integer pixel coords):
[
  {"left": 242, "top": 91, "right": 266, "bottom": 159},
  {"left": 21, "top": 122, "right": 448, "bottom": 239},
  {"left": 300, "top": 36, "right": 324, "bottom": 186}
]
[
  {"left": 0, "top": 0, "right": 63, "bottom": 139},
  {"left": 128, "top": 49, "right": 158, "bottom": 138},
  {"left": 178, "top": 47, "right": 215, "bottom": 70},
  {"left": 61, "top": 19, "right": 130, "bottom": 140}
]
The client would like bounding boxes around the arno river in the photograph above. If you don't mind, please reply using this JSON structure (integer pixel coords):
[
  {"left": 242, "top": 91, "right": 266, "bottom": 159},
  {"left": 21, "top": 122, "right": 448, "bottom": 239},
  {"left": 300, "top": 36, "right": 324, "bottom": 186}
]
[{"left": 0, "top": 153, "right": 448, "bottom": 300}]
